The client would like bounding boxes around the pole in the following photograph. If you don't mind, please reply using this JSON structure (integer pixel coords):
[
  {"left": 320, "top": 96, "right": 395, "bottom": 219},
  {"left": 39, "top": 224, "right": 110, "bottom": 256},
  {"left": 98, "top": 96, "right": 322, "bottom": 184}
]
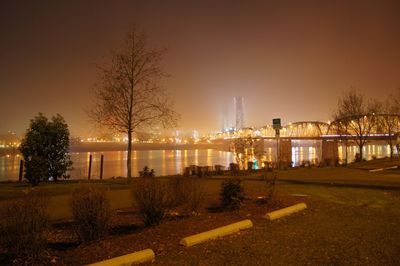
[
  {"left": 275, "top": 128, "right": 280, "bottom": 169},
  {"left": 18, "top": 160, "right": 23, "bottom": 182},
  {"left": 100, "top": 154, "right": 104, "bottom": 180},
  {"left": 88, "top": 154, "right": 92, "bottom": 180}
]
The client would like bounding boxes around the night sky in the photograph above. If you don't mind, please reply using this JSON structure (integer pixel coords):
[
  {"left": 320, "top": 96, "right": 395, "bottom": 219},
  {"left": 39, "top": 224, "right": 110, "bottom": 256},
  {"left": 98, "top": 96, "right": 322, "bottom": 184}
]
[{"left": 1, "top": 0, "right": 399, "bottom": 136}]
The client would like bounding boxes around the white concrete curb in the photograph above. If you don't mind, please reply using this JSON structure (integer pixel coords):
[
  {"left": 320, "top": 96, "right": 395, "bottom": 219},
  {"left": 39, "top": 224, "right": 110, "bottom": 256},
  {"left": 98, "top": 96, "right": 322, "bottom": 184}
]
[
  {"left": 369, "top": 168, "right": 383, "bottom": 172},
  {"left": 180, "top": 219, "right": 253, "bottom": 247},
  {"left": 369, "top": 166, "right": 398, "bottom": 172},
  {"left": 264, "top": 203, "right": 307, "bottom": 221},
  {"left": 87, "top": 249, "right": 155, "bottom": 266}
]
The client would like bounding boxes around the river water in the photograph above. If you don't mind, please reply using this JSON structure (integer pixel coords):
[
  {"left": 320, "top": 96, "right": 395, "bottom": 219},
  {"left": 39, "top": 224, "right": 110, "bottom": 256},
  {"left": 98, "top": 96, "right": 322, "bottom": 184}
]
[
  {"left": 0, "top": 141, "right": 396, "bottom": 181},
  {"left": 0, "top": 149, "right": 234, "bottom": 181}
]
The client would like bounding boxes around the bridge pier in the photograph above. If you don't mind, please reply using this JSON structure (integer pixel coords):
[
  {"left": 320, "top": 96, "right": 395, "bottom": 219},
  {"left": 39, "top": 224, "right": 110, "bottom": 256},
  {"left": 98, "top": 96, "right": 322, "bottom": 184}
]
[
  {"left": 279, "top": 139, "right": 292, "bottom": 168},
  {"left": 321, "top": 140, "right": 339, "bottom": 166}
]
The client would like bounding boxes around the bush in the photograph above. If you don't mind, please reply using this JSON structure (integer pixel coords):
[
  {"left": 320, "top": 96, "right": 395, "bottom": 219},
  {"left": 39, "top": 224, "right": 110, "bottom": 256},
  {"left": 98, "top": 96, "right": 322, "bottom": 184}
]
[
  {"left": 0, "top": 191, "right": 50, "bottom": 258},
  {"left": 169, "top": 177, "right": 189, "bottom": 207},
  {"left": 71, "top": 185, "right": 111, "bottom": 242},
  {"left": 139, "top": 166, "right": 155, "bottom": 177},
  {"left": 247, "top": 161, "right": 254, "bottom": 171},
  {"left": 185, "top": 178, "right": 204, "bottom": 214},
  {"left": 229, "top": 163, "right": 240, "bottom": 175},
  {"left": 258, "top": 170, "right": 278, "bottom": 204},
  {"left": 214, "top": 164, "right": 225, "bottom": 175},
  {"left": 220, "top": 178, "right": 245, "bottom": 210},
  {"left": 20, "top": 113, "right": 72, "bottom": 185},
  {"left": 133, "top": 178, "right": 169, "bottom": 226},
  {"left": 168, "top": 177, "right": 204, "bottom": 215}
]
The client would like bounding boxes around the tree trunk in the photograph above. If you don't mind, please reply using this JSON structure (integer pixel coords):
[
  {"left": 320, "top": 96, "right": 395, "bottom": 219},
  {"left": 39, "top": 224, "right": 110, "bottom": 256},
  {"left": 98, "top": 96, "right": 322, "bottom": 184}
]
[
  {"left": 389, "top": 129, "right": 393, "bottom": 159},
  {"left": 344, "top": 138, "right": 348, "bottom": 165},
  {"left": 359, "top": 142, "right": 363, "bottom": 162},
  {"left": 127, "top": 130, "right": 132, "bottom": 180}
]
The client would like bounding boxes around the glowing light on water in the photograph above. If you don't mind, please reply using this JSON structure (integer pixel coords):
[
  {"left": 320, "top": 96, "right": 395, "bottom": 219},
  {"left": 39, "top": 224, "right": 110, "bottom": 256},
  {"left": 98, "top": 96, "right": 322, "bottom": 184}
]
[
  {"left": 194, "top": 149, "right": 199, "bottom": 165},
  {"left": 207, "top": 149, "right": 212, "bottom": 166}
]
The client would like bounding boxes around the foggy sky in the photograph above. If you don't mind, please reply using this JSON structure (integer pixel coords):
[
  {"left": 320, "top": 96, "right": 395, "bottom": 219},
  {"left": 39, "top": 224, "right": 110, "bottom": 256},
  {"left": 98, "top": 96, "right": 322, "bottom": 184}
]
[{"left": 1, "top": 0, "right": 399, "bottom": 136}]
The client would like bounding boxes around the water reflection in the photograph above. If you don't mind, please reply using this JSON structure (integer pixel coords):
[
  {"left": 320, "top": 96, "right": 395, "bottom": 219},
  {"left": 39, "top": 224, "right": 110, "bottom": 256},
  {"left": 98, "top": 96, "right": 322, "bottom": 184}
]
[
  {"left": 1, "top": 141, "right": 397, "bottom": 181},
  {"left": 0, "top": 149, "right": 235, "bottom": 181},
  {"left": 338, "top": 141, "right": 395, "bottom": 163},
  {"left": 261, "top": 140, "right": 395, "bottom": 166},
  {"left": 291, "top": 140, "right": 321, "bottom": 166}
]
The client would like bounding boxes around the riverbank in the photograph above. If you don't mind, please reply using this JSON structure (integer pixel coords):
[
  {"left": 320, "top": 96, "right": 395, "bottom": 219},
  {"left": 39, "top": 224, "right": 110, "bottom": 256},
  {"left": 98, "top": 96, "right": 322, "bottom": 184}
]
[{"left": 2, "top": 160, "right": 400, "bottom": 201}]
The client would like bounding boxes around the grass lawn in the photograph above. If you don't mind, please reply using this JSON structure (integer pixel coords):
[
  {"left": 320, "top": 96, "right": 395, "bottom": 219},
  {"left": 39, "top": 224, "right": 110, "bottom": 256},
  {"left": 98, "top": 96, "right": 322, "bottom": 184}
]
[{"left": 0, "top": 179, "right": 132, "bottom": 201}]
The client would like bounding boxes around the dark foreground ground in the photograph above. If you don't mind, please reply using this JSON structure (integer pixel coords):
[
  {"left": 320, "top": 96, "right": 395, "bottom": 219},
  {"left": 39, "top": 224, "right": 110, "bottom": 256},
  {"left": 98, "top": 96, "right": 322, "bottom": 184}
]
[
  {"left": 153, "top": 187, "right": 400, "bottom": 266},
  {"left": 1, "top": 163, "right": 400, "bottom": 265}
]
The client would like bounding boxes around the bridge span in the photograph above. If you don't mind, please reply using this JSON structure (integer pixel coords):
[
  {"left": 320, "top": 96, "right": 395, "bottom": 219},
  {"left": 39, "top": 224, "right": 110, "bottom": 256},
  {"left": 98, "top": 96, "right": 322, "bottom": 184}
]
[{"left": 212, "top": 116, "right": 400, "bottom": 167}]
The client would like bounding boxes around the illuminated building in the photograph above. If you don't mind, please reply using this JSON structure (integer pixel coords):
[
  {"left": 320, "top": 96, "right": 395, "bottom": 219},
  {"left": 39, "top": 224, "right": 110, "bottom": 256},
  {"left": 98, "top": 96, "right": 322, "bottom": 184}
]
[{"left": 234, "top": 96, "right": 245, "bottom": 130}]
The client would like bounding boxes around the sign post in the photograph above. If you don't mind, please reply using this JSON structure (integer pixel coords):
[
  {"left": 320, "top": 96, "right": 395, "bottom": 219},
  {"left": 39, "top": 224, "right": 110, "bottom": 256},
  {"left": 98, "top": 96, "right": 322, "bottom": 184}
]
[
  {"left": 396, "top": 134, "right": 400, "bottom": 161},
  {"left": 272, "top": 118, "right": 282, "bottom": 169}
]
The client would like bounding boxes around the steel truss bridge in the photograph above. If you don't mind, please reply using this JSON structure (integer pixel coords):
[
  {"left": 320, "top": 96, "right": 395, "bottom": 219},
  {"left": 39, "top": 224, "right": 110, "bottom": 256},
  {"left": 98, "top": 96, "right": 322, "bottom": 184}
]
[{"left": 213, "top": 114, "right": 400, "bottom": 141}]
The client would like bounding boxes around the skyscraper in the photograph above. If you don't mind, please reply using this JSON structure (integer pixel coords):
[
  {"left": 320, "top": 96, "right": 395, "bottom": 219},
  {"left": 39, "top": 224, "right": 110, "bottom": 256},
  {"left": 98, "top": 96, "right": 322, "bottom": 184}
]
[{"left": 234, "top": 96, "right": 245, "bottom": 130}]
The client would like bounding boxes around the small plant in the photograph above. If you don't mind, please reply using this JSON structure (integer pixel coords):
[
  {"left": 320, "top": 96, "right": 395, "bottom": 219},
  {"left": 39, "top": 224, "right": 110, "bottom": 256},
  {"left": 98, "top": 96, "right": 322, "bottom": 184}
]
[
  {"left": 139, "top": 166, "right": 155, "bottom": 177},
  {"left": 185, "top": 178, "right": 204, "bottom": 215},
  {"left": 229, "top": 163, "right": 240, "bottom": 175},
  {"left": 258, "top": 169, "right": 278, "bottom": 204},
  {"left": 247, "top": 161, "right": 254, "bottom": 171},
  {"left": 214, "top": 164, "right": 225, "bottom": 175},
  {"left": 168, "top": 177, "right": 204, "bottom": 215},
  {"left": 71, "top": 185, "right": 111, "bottom": 242},
  {"left": 0, "top": 190, "right": 50, "bottom": 259},
  {"left": 197, "top": 166, "right": 203, "bottom": 177},
  {"left": 220, "top": 178, "right": 245, "bottom": 210},
  {"left": 133, "top": 178, "right": 169, "bottom": 226},
  {"left": 169, "top": 177, "right": 189, "bottom": 207}
]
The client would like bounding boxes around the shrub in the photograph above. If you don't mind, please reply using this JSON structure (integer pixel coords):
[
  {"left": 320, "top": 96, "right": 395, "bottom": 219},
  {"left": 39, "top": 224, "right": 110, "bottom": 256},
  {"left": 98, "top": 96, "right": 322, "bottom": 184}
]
[
  {"left": 0, "top": 191, "right": 50, "bottom": 258},
  {"left": 247, "top": 161, "right": 254, "bottom": 171},
  {"left": 229, "top": 163, "right": 240, "bottom": 175},
  {"left": 71, "top": 185, "right": 111, "bottom": 242},
  {"left": 133, "top": 178, "right": 169, "bottom": 226},
  {"left": 196, "top": 166, "right": 203, "bottom": 177},
  {"left": 185, "top": 178, "right": 204, "bottom": 215},
  {"left": 169, "top": 177, "right": 189, "bottom": 207},
  {"left": 20, "top": 113, "right": 72, "bottom": 185},
  {"left": 168, "top": 177, "right": 204, "bottom": 215},
  {"left": 220, "top": 178, "right": 245, "bottom": 210},
  {"left": 258, "top": 169, "right": 278, "bottom": 204},
  {"left": 139, "top": 166, "right": 155, "bottom": 177},
  {"left": 214, "top": 164, "right": 225, "bottom": 175}
]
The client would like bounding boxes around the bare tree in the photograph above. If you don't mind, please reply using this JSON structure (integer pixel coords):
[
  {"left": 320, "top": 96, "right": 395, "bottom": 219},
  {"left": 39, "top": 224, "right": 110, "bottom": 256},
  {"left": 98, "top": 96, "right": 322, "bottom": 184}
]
[
  {"left": 331, "top": 115, "right": 350, "bottom": 164},
  {"left": 230, "top": 136, "right": 263, "bottom": 170},
  {"left": 379, "top": 114, "right": 400, "bottom": 159},
  {"left": 334, "top": 88, "right": 378, "bottom": 161},
  {"left": 90, "top": 28, "right": 178, "bottom": 179},
  {"left": 390, "top": 88, "right": 400, "bottom": 156},
  {"left": 379, "top": 91, "right": 400, "bottom": 158}
]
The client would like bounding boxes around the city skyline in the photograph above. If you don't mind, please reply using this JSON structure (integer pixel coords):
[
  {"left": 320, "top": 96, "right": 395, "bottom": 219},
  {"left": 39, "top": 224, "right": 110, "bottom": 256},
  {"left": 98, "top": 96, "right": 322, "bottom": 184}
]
[{"left": 1, "top": 1, "right": 399, "bottom": 136}]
